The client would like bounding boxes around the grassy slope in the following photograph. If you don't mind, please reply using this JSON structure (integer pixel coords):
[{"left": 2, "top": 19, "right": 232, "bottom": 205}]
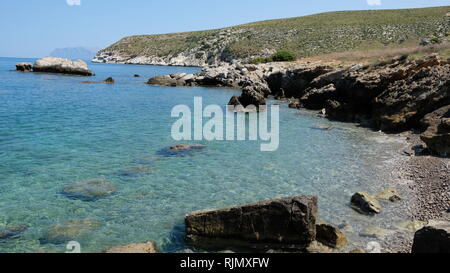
[{"left": 103, "top": 6, "right": 450, "bottom": 60}]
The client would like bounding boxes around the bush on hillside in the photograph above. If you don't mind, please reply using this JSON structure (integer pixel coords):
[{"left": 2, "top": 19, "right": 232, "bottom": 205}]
[{"left": 271, "top": 50, "right": 297, "bottom": 62}]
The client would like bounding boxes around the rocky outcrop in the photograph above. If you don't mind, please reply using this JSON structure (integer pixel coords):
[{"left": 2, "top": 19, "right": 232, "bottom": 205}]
[
  {"left": 300, "top": 84, "right": 337, "bottom": 110},
  {"left": 411, "top": 221, "right": 450, "bottom": 253},
  {"left": 420, "top": 105, "right": 450, "bottom": 157},
  {"left": 15, "top": 62, "right": 32, "bottom": 72},
  {"left": 33, "top": 57, "right": 93, "bottom": 76},
  {"left": 373, "top": 56, "right": 450, "bottom": 131},
  {"left": 103, "top": 241, "right": 159, "bottom": 253},
  {"left": 351, "top": 192, "right": 381, "bottom": 214},
  {"left": 185, "top": 196, "right": 317, "bottom": 250},
  {"left": 315, "top": 222, "right": 347, "bottom": 249}
]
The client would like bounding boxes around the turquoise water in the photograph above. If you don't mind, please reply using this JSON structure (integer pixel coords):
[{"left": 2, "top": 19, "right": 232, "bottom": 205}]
[{"left": 0, "top": 57, "right": 409, "bottom": 253}]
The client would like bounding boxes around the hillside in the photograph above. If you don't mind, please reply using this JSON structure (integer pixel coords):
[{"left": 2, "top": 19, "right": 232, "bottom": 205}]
[{"left": 93, "top": 6, "right": 450, "bottom": 66}]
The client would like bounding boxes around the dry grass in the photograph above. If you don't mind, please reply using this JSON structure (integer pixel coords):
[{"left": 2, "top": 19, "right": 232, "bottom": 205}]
[{"left": 297, "top": 42, "right": 450, "bottom": 67}]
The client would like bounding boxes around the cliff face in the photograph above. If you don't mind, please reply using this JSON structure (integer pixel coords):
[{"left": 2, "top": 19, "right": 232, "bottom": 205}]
[{"left": 93, "top": 6, "right": 450, "bottom": 66}]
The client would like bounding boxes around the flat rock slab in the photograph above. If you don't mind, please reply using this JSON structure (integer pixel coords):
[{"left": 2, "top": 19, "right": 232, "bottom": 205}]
[{"left": 185, "top": 196, "right": 317, "bottom": 249}]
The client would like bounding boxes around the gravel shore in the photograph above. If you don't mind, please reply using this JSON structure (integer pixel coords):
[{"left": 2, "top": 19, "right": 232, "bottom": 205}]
[{"left": 382, "top": 132, "right": 449, "bottom": 253}]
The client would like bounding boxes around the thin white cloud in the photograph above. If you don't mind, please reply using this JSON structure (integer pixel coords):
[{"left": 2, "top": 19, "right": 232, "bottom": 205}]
[
  {"left": 367, "top": 0, "right": 381, "bottom": 6},
  {"left": 66, "top": 0, "right": 81, "bottom": 6}
]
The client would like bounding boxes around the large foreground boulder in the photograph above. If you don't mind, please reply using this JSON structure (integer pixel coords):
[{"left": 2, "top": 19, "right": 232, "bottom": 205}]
[
  {"left": 33, "top": 57, "right": 93, "bottom": 76},
  {"left": 412, "top": 221, "right": 450, "bottom": 253},
  {"left": 185, "top": 196, "right": 317, "bottom": 250}
]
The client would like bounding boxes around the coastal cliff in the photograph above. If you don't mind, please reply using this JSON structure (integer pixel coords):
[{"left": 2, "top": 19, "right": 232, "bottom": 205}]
[{"left": 93, "top": 6, "right": 450, "bottom": 66}]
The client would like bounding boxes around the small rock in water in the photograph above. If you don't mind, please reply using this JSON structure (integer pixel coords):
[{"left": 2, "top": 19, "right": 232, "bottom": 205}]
[
  {"left": 104, "top": 77, "right": 114, "bottom": 83},
  {"left": 350, "top": 248, "right": 366, "bottom": 253},
  {"left": 351, "top": 192, "right": 381, "bottom": 214},
  {"left": 375, "top": 189, "right": 402, "bottom": 203},
  {"left": 157, "top": 144, "right": 206, "bottom": 157},
  {"left": 81, "top": 77, "right": 115, "bottom": 84},
  {"left": 40, "top": 219, "right": 101, "bottom": 245},
  {"left": 15, "top": 62, "right": 33, "bottom": 72},
  {"left": 133, "top": 74, "right": 140, "bottom": 78},
  {"left": 315, "top": 222, "right": 348, "bottom": 249},
  {"left": 62, "top": 178, "right": 117, "bottom": 201},
  {"left": 0, "top": 225, "right": 28, "bottom": 240},
  {"left": 103, "top": 241, "right": 159, "bottom": 253},
  {"left": 118, "top": 165, "right": 153, "bottom": 177},
  {"left": 312, "top": 125, "right": 335, "bottom": 131},
  {"left": 360, "top": 226, "right": 396, "bottom": 239},
  {"left": 396, "top": 220, "right": 428, "bottom": 232}
]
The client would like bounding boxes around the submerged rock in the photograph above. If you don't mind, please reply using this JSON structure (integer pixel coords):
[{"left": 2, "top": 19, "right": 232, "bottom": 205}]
[
  {"left": 62, "top": 178, "right": 117, "bottom": 201},
  {"left": 412, "top": 220, "right": 450, "bottom": 253},
  {"left": 33, "top": 57, "right": 93, "bottom": 76},
  {"left": 312, "top": 125, "right": 335, "bottom": 131},
  {"left": 157, "top": 144, "right": 206, "bottom": 157},
  {"left": 315, "top": 222, "right": 347, "bottom": 249},
  {"left": 360, "top": 226, "right": 396, "bottom": 239},
  {"left": 351, "top": 192, "right": 381, "bottom": 214},
  {"left": 0, "top": 225, "right": 28, "bottom": 240},
  {"left": 375, "top": 189, "right": 402, "bottom": 203},
  {"left": 118, "top": 165, "right": 153, "bottom": 177},
  {"left": 15, "top": 62, "right": 33, "bottom": 72},
  {"left": 40, "top": 219, "right": 101, "bottom": 245},
  {"left": 396, "top": 220, "right": 428, "bottom": 232},
  {"left": 185, "top": 196, "right": 318, "bottom": 250},
  {"left": 103, "top": 241, "right": 159, "bottom": 253}
]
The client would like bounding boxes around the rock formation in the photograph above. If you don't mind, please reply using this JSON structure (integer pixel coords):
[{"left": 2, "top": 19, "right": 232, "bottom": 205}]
[
  {"left": 146, "top": 54, "right": 450, "bottom": 156},
  {"left": 351, "top": 192, "right": 381, "bottom": 214},
  {"left": 32, "top": 57, "right": 94, "bottom": 76},
  {"left": 412, "top": 221, "right": 450, "bottom": 253},
  {"left": 185, "top": 196, "right": 317, "bottom": 250}
]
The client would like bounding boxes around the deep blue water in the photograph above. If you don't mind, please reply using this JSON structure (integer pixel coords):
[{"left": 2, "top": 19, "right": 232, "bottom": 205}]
[{"left": 0, "top": 57, "right": 409, "bottom": 253}]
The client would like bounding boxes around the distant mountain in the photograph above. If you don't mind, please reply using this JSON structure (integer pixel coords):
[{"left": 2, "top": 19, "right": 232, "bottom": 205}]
[{"left": 50, "top": 47, "right": 99, "bottom": 61}]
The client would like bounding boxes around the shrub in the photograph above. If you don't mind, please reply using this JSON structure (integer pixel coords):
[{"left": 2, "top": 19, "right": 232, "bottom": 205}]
[
  {"left": 270, "top": 50, "right": 297, "bottom": 62},
  {"left": 430, "top": 37, "right": 442, "bottom": 44},
  {"left": 249, "top": 57, "right": 269, "bottom": 64}
]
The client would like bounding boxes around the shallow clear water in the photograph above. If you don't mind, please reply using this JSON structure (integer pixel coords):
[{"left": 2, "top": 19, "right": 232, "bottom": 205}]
[{"left": 0, "top": 57, "right": 409, "bottom": 253}]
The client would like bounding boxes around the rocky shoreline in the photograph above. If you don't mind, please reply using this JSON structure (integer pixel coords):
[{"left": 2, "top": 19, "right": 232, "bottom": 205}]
[
  {"left": 146, "top": 54, "right": 450, "bottom": 157},
  {"left": 144, "top": 54, "right": 449, "bottom": 253}
]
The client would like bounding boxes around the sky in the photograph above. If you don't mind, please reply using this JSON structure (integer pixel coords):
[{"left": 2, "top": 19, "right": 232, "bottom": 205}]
[{"left": 0, "top": 0, "right": 448, "bottom": 58}]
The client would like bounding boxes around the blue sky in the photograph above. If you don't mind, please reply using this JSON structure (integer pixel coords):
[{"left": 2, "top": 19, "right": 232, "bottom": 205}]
[{"left": 0, "top": 0, "right": 448, "bottom": 57}]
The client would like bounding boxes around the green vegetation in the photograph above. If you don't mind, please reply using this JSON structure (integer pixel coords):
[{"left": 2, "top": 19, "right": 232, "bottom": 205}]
[
  {"left": 101, "top": 6, "right": 450, "bottom": 62},
  {"left": 250, "top": 50, "right": 297, "bottom": 63}
]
